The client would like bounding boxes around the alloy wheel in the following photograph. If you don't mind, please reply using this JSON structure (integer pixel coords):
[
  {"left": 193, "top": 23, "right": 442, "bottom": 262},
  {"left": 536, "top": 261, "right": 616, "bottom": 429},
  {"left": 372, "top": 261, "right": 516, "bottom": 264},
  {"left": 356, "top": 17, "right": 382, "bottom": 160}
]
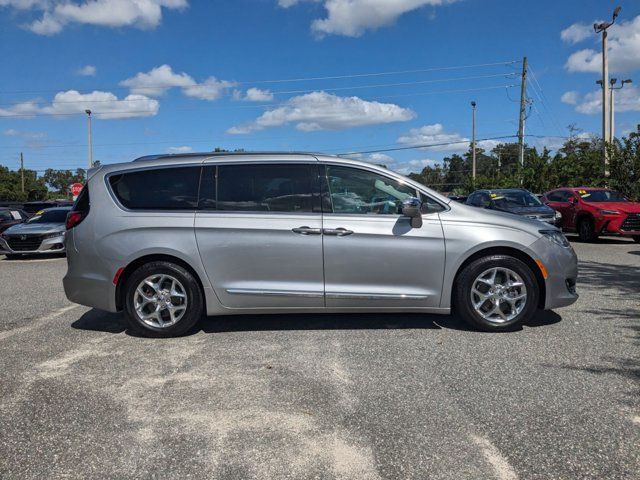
[
  {"left": 133, "top": 274, "right": 188, "bottom": 328},
  {"left": 470, "top": 267, "right": 528, "bottom": 324}
]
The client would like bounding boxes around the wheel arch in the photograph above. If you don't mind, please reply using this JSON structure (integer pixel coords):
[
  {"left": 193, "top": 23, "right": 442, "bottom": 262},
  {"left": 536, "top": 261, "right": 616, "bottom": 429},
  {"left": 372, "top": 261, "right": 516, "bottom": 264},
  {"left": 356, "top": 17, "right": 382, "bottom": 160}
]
[
  {"left": 450, "top": 246, "right": 546, "bottom": 310},
  {"left": 115, "top": 253, "right": 206, "bottom": 311}
]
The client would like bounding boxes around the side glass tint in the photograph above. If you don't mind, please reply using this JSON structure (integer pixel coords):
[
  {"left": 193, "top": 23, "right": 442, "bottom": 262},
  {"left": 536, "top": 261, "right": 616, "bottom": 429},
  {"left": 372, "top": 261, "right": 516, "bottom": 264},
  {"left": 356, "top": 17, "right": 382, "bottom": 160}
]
[
  {"left": 109, "top": 167, "right": 200, "bottom": 210},
  {"left": 325, "top": 165, "right": 417, "bottom": 215},
  {"left": 216, "top": 164, "right": 320, "bottom": 213}
]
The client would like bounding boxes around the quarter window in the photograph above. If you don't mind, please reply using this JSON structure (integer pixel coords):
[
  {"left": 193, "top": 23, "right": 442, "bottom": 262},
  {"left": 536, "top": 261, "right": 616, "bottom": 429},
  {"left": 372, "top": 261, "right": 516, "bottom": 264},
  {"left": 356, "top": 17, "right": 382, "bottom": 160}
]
[
  {"left": 109, "top": 167, "right": 200, "bottom": 210},
  {"left": 325, "top": 165, "right": 417, "bottom": 215},
  {"left": 211, "top": 164, "right": 320, "bottom": 213}
]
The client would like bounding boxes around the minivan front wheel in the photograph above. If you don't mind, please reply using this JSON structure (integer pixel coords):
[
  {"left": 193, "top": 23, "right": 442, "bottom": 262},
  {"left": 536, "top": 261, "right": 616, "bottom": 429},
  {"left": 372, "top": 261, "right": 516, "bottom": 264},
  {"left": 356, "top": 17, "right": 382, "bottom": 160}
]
[
  {"left": 455, "top": 255, "right": 539, "bottom": 331},
  {"left": 124, "top": 261, "right": 203, "bottom": 337}
]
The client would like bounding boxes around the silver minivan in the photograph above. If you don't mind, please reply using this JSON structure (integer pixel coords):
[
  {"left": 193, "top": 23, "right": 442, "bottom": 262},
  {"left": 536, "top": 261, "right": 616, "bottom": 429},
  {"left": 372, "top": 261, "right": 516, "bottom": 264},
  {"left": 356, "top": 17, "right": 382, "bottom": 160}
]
[{"left": 63, "top": 152, "right": 578, "bottom": 337}]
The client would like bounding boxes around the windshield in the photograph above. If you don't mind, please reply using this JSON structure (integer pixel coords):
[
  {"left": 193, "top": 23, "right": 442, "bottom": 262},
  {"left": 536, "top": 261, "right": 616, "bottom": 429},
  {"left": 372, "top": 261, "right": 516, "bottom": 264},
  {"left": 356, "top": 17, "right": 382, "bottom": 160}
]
[
  {"left": 491, "top": 190, "right": 542, "bottom": 209},
  {"left": 577, "top": 189, "right": 627, "bottom": 202},
  {"left": 26, "top": 209, "right": 69, "bottom": 224}
]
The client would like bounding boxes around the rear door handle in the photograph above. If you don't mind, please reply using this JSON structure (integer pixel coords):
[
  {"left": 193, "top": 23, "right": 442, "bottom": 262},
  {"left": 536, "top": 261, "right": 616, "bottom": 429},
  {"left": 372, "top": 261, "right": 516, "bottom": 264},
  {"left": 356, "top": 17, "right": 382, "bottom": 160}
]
[
  {"left": 323, "top": 228, "right": 354, "bottom": 236},
  {"left": 292, "top": 226, "right": 322, "bottom": 235}
]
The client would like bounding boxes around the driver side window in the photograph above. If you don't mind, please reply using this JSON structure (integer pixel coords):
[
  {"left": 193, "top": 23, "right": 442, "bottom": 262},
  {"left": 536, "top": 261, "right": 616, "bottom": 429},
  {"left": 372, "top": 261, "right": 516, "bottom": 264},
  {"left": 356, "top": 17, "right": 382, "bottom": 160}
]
[{"left": 325, "top": 165, "right": 417, "bottom": 215}]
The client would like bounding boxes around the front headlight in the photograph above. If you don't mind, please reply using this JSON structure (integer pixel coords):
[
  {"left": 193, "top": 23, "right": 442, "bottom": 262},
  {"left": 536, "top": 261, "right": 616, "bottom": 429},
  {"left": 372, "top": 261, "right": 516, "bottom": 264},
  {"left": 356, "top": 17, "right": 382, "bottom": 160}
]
[
  {"left": 44, "top": 231, "right": 65, "bottom": 240},
  {"left": 599, "top": 209, "right": 621, "bottom": 215},
  {"left": 540, "top": 229, "right": 570, "bottom": 248},
  {"left": 554, "top": 210, "right": 562, "bottom": 219}
]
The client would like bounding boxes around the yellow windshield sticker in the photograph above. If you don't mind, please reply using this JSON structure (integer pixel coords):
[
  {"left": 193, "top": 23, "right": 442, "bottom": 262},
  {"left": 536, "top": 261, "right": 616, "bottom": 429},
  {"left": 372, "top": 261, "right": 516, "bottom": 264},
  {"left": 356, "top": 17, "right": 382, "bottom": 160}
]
[
  {"left": 35, "top": 210, "right": 45, "bottom": 216},
  {"left": 578, "top": 190, "right": 587, "bottom": 195},
  {"left": 490, "top": 193, "right": 504, "bottom": 200}
]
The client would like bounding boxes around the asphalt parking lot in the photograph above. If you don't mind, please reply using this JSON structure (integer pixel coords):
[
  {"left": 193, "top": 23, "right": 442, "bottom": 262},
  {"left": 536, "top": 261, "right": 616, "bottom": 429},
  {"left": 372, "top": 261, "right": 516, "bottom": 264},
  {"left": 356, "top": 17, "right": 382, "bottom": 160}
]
[{"left": 0, "top": 237, "right": 638, "bottom": 480}]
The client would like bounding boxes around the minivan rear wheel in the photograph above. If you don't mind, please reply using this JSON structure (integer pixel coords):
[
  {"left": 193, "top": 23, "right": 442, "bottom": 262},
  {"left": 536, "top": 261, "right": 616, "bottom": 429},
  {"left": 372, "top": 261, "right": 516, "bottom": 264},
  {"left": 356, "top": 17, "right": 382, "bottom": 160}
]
[
  {"left": 124, "top": 261, "right": 203, "bottom": 337},
  {"left": 455, "top": 255, "right": 539, "bottom": 331}
]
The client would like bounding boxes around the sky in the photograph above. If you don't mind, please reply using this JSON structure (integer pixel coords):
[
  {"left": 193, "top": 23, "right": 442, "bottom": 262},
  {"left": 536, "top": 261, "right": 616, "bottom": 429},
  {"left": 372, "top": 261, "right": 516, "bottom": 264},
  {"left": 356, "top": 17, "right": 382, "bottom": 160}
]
[{"left": 0, "top": 0, "right": 639, "bottom": 176}]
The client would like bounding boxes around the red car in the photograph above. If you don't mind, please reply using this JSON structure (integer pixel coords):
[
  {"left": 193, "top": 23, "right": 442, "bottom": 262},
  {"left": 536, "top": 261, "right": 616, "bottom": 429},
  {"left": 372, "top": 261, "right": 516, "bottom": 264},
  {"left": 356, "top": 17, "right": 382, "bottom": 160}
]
[{"left": 542, "top": 187, "right": 640, "bottom": 242}]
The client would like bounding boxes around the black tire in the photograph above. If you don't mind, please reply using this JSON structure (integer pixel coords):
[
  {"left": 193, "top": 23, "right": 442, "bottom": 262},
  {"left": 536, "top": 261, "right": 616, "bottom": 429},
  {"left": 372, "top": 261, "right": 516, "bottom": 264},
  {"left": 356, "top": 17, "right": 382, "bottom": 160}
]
[
  {"left": 633, "top": 235, "right": 640, "bottom": 244},
  {"left": 123, "top": 261, "right": 203, "bottom": 337},
  {"left": 454, "top": 255, "right": 539, "bottom": 332},
  {"left": 577, "top": 217, "right": 597, "bottom": 242}
]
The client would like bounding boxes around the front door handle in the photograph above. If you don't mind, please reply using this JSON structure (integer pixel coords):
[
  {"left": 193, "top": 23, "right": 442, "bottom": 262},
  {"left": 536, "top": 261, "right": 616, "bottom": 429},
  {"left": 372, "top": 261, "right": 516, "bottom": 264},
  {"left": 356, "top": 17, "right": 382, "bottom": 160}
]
[
  {"left": 323, "top": 228, "right": 354, "bottom": 236},
  {"left": 292, "top": 226, "right": 322, "bottom": 235}
]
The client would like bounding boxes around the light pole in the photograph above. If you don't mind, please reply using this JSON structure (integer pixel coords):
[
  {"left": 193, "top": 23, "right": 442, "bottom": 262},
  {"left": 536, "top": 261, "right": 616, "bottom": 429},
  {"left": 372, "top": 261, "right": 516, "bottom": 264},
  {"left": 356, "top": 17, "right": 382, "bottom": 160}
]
[
  {"left": 609, "top": 78, "right": 632, "bottom": 140},
  {"left": 594, "top": 6, "right": 621, "bottom": 176},
  {"left": 471, "top": 101, "right": 476, "bottom": 181},
  {"left": 85, "top": 109, "right": 93, "bottom": 168}
]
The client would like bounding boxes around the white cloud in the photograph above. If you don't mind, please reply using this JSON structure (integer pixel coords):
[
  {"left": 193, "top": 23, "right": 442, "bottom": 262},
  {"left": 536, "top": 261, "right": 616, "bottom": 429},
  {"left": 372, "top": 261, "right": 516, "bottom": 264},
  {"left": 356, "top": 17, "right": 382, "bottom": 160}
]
[
  {"left": 393, "top": 158, "right": 439, "bottom": 175},
  {"left": 0, "top": 90, "right": 159, "bottom": 120},
  {"left": 561, "top": 91, "right": 578, "bottom": 105},
  {"left": 182, "top": 77, "right": 235, "bottom": 101},
  {"left": 396, "top": 123, "right": 500, "bottom": 153},
  {"left": 3, "top": 128, "right": 46, "bottom": 139},
  {"left": 243, "top": 88, "right": 275, "bottom": 102},
  {"left": 228, "top": 91, "right": 415, "bottom": 134},
  {"left": 565, "top": 15, "right": 640, "bottom": 73},
  {"left": 281, "top": 0, "right": 457, "bottom": 37},
  {"left": 120, "top": 64, "right": 235, "bottom": 101},
  {"left": 560, "top": 22, "right": 592, "bottom": 44},
  {"left": 397, "top": 123, "right": 468, "bottom": 151},
  {"left": 167, "top": 146, "right": 193, "bottom": 154},
  {"left": 76, "top": 64, "right": 96, "bottom": 76},
  {"left": 574, "top": 86, "right": 640, "bottom": 114},
  {"left": 15, "top": 0, "right": 189, "bottom": 35}
]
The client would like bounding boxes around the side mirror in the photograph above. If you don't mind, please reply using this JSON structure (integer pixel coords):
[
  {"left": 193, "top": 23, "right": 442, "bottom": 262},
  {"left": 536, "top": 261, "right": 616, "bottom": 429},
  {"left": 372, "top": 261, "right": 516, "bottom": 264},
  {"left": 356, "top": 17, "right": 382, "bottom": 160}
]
[
  {"left": 402, "top": 197, "right": 423, "bottom": 228},
  {"left": 569, "top": 197, "right": 578, "bottom": 204}
]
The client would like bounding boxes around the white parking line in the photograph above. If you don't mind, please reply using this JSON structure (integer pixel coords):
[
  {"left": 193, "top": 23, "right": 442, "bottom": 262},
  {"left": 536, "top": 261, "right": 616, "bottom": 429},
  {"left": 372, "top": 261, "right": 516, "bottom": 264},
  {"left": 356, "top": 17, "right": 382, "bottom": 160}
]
[
  {"left": 470, "top": 434, "right": 518, "bottom": 480},
  {"left": 0, "top": 304, "right": 79, "bottom": 341}
]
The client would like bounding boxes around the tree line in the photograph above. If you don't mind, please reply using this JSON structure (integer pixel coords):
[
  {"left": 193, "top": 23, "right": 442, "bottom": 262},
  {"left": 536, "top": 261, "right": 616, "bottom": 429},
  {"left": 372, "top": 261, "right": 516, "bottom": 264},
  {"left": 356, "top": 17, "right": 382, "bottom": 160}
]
[
  {"left": 406, "top": 126, "right": 640, "bottom": 200},
  {"left": 0, "top": 167, "right": 86, "bottom": 202}
]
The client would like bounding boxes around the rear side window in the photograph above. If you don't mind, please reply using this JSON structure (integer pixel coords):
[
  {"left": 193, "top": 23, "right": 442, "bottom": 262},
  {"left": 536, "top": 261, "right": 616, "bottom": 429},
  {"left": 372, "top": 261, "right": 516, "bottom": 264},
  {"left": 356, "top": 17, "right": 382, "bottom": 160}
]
[
  {"left": 201, "top": 163, "right": 320, "bottom": 213},
  {"left": 109, "top": 167, "right": 200, "bottom": 210},
  {"left": 547, "top": 190, "right": 569, "bottom": 202}
]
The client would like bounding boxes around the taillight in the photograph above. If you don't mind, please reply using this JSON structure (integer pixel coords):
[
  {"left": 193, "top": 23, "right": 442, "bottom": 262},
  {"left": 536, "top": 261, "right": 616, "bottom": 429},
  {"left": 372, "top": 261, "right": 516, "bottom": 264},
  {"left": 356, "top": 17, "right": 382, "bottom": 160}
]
[{"left": 66, "top": 211, "right": 85, "bottom": 230}]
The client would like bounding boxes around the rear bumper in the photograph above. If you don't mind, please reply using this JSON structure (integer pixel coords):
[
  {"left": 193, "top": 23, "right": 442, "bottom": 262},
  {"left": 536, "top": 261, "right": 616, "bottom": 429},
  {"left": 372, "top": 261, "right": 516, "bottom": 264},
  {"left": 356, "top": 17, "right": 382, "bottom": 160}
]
[
  {"left": 0, "top": 234, "right": 66, "bottom": 255},
  {"left": 63, "top": 236, "right": 117, "bottom": 312}
]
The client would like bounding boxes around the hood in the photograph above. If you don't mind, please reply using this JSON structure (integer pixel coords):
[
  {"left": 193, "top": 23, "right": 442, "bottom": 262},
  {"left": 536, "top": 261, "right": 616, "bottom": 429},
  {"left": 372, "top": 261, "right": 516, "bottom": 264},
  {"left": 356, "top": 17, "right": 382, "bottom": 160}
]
[
  {"left": 448, "top": 202, "right": 555, "bottom": 236},
  {"left": 494, "top": 204, "right": 555, "bottom": 216},
  {"left": 3, "top": 222, "right": 65, "bottom": 235},
  {"left": 583, "top": 201, "right": 640, "bottom": 214}
]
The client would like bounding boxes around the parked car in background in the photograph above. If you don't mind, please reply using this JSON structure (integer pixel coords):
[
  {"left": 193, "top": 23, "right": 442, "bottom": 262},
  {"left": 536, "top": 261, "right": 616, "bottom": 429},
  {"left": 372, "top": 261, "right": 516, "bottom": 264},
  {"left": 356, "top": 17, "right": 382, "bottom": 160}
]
[
  {"left": 466, "top": 188, "right": 561, "bottom": 226},
  {"left": 63, "top": 152, "right": 578, "bottom": 337},
  {"left": 0, "top": 208, "right": 28, "bottom": 233},
  {"left": 0, "top": 207, "right": 70, "bottom": 259},
  {"left": 447, "top": 194, "right": 468, "bottom": 203},
  {"left": 543, "top": 187, "right": 640, "bottom": 243}
]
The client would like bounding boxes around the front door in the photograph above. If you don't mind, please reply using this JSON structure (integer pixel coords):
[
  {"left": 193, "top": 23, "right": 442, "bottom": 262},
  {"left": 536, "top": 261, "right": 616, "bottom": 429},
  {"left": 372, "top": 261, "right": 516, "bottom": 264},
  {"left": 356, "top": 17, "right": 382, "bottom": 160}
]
[
  {"left": 195, "top": 162, "right": 325, "bottom": 309},
  {"left": 320, "top": 164, "right": 446, "bottom": 308}
]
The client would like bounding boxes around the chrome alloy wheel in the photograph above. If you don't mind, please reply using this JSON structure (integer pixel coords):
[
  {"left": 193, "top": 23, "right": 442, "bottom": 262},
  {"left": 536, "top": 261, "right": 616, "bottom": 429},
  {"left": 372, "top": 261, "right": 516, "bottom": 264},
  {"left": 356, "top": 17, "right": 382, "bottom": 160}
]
[
  {"left": 134, "top": 274, "right": 188, "bottom": 328},
  {"left": 470, "top": 267, "right": 527, "bottom": 324}
]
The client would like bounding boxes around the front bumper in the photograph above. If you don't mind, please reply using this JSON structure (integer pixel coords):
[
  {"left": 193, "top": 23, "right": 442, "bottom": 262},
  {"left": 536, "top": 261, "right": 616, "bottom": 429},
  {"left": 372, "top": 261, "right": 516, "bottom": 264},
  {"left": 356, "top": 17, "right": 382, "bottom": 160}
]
[
  {"left": 0, "top": 233, "right": 66, "bottom": 255},
  {"left": 529, "top": 236, "right": 579, "bottom": 310},
  {"left": 598, "top": 212, "right": 640, "bottom": 236}
]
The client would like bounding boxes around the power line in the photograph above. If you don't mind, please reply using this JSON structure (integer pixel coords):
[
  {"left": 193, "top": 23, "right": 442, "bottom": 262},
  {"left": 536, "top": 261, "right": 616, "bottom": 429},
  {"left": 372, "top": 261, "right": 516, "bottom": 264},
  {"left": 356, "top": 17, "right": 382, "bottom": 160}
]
[
  {"left": 337, "top": 135, "right": 518, "bottom": 155},
  {"left": 0, "top": 60, "right": 520, "bottom": 96},
  {"left": 0, "top": 73, "right": 517, "bottom": 108}
]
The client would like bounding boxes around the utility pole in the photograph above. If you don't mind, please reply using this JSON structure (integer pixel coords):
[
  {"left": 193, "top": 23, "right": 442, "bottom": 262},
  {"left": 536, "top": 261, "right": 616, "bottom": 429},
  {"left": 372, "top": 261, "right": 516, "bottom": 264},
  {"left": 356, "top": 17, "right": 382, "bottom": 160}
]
[
  {"left": 517, "top": 56, "right": 528, "bottom": 171},
  {"left": 594, "top": 6, "right": 621, "bottom": 177},
  {"left": 471, "top": 101, "right": 477, "bottom": 181},
  {"left": 609, "top": 78, "right": 632, "bottom": 140},
  {"left": 20, "top": 152, "right": 24, "bottom": 194},
  {"left": 85, "top": 109, "right": 93, "bottom": 168}
]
